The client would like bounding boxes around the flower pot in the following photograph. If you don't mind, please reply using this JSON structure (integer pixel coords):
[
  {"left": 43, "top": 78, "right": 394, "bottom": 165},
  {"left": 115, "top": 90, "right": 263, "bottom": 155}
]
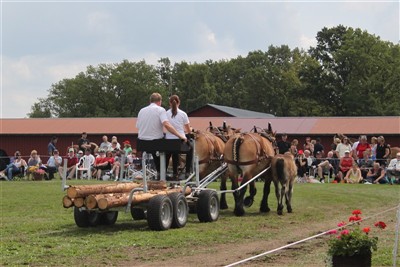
[{"left": 332, "top": 252, "right": 371, "bottom": 267}]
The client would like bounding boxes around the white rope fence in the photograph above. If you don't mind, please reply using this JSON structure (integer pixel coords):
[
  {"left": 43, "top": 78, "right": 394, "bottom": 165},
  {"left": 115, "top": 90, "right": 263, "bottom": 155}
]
[{"left": 225, "top": 205, "right": 400, "bottom": 267}]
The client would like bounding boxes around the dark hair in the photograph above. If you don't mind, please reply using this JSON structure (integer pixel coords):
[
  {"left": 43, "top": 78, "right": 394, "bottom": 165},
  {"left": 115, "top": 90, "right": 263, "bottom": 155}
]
[
  {"left": 169, "top": 95, "right": 180, "bottom": 118},
  {"left": 85, "top": 148, "right": 91, "bottom": 153}
]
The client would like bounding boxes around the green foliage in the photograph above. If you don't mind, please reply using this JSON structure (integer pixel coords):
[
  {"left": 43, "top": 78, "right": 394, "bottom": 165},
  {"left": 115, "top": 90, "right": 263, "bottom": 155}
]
[{"left": 29, "top": 25, "right": 400, "bottom": 117}]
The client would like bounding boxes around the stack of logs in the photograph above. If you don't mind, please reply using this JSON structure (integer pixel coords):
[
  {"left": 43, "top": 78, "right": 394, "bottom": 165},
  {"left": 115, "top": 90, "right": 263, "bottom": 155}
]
[{"left": 63, "top": 181, "right": 190, "bottom": 210}]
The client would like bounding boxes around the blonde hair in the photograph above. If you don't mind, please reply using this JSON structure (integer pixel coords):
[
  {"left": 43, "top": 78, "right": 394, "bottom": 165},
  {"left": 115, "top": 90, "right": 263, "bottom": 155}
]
[
  {"left": 150, "top": 93, "right": 162, "bottom": 103},
  {"left": 31, "top": 150, "right": 37, "bottom": 155}
]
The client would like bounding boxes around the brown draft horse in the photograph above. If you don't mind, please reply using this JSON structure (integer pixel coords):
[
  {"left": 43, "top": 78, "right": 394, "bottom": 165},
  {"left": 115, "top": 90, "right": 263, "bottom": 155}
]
[
  {"left": 193, "top": 122, "right": 240, "bottom": 179},
  {"left": 222, "top": 125, "right": 276, "bottom": 216},
  {"left": 269, "top": 152, "right": 297, "bottom": 215}
]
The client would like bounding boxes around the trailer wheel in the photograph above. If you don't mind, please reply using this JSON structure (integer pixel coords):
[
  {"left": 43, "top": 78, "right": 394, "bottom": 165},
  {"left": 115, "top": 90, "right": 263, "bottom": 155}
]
[
  {"left": 131, "top": 208, "right": 146, "bottom": 220},
  {"left": 88, "top": 211, "right": 101, "bottom": 226},
  {"left": 74, "top": 207, "right": 89, "bottom": 227},
  {"left": 100, "top": 211, "right": 118, "bottom": 225},
  {"left": 169, "top": 193, "right": 188, "bottom": 228},
  {"left": 147, "top": 195, "right": 173, "bottom": 231},
  {"left": 197, "top": 190, "right": 219, "bottom": 222}
]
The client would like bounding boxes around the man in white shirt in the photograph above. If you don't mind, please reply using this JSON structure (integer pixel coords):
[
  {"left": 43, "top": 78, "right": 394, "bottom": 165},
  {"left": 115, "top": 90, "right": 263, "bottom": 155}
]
[
  {"left": 387, "top": 152, "right": 400, "bottom": 184},
  {"left": 136, "top": 93, "right": 187, "bottom": 172}
]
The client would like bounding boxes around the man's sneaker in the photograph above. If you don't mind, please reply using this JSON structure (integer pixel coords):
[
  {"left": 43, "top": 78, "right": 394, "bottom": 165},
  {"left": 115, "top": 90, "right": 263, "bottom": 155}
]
[{"left": 364, "top": 181, "right": 372, "bottom": 185}]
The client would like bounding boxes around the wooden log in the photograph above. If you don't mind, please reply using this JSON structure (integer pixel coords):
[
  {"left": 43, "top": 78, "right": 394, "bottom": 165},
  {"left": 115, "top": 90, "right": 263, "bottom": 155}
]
[
  {"left": 97, "top": 187, "right": 192, "bottom": 210},
  {"left": 62, "top": 195, "right": 74, "bottom": 208},
  {"left": 74, "top": 197, "right": 84, "bottom": 208},
  {"left": 67, "top": 181, "right": 167, "bottom": 198}
]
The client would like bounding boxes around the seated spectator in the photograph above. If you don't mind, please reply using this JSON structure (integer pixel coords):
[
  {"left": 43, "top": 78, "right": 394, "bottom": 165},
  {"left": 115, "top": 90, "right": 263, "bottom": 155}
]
[
  {"left": 344, "top": 163, "right": 363, "bottom": 184},
  {"left": 26, "top": 150, "right": 42, "bottom": 180},
  {"left": 366, "top": 162, "right": 388, "bottom": 184},
  {"left": 316, "top": 151, "right": 335, "bottom": 182},
  {"left": 358, "top": 150, "right": 374, "bottom": 179},
  {"left": 289, "top": 139, "right": 298, "bottom": 156},
  {"left": 336, "top": 150, "right": 354, "bottom": 182},
  {"left": 75, "top": 148, "right": 95, "bottom": 179},
  {"left": 387, "top": 152, "right": 400, "bottom": 184},
  {"left": 99, "top": 135, "right": 112, "bottom": 152},
  {"left": 93, "top": 150, "right": 113, "bottom": 180},
  {"left": 295, "top": 150, "right": 308, "bottom": 182},
  {"left": 42, "top": 149, "right": 62, "bottom": 179},
  {"left": 0, "top": 151, "right": 27, "bottom": 180},
  {"left": 304, "top": 149, "right": 314, "bottom": 172},
  {"left": 109, "top": 150, "right": 121, "bottom": 181},
  {"left": 58, "top": 148, "right": 78, "bottom": 179},
  {"left": 122, "top": 140, "right": 133, "bottom": 155}
]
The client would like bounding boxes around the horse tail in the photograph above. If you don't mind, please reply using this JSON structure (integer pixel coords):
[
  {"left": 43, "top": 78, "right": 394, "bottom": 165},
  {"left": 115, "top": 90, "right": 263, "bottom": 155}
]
[
  {"left": 275, "top": 157, "right": 285, "bottom": 184},
  {"left": 233, "top": 136, "right": 243, "bottom": 163}
]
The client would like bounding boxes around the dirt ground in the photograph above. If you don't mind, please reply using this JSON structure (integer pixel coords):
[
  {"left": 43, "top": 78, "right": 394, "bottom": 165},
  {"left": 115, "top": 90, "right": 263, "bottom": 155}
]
[
  {"left": 116, "top": 211, "right": 398, "bottom": 267},
  {"left": 120, "top": 221, "right": 335, "bottom": 267}
]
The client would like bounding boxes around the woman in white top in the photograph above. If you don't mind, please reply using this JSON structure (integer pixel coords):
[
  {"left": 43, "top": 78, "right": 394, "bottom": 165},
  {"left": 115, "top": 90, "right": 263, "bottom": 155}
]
[
  {"left": 165, "top": 95, "right": 192, "bottom": 180},
  {"left": 0, "top": 151, "right": 27, "bottom": 180}
]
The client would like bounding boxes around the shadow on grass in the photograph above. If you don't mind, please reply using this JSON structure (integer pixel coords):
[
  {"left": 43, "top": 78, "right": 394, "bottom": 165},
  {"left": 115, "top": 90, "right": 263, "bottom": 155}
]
[{"left": 49, "top": 220, "right": 151, "bottom": 237}]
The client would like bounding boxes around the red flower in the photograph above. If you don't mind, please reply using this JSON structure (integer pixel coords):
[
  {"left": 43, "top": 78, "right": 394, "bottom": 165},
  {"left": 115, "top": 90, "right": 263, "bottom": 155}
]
[
  {"left": 363, "top": 227, "right": 370, "bottom": 233},
  {"left": 327, "top": 229, "right": 338, "bottom": 235},
  {"left": 352, "top": 210, "right": 362, "bottom": 215},
  {"left": 349, "top": 216, "right": 362, "bottom": 222},
  {"left": 341, "top": 229, "right": 350, "bottom": 235},
  {"left": 337, "top": 221, "right": 346, "bottom": 227},
  {"left": 374, "top": 221, "right": 387, "bottom": 229}
]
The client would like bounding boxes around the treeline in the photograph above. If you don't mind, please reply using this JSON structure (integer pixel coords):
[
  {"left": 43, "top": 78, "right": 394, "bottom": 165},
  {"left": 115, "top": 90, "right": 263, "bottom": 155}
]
[{"left": 29, "top": 25, "right": 400, "bottom": 118}]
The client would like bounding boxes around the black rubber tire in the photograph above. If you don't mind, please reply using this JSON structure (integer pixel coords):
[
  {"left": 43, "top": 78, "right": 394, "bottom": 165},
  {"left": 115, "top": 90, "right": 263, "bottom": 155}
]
[
  {"left": 197, "top": 190, "right": 219, "bottom": 223},
  {"left": 100, "top": 211, "right": 118, "bottom": 225},
  {"left": 147, "top": 195, "right": 173, "bottom": 231},
  {"left": 88, "top": 211, "right": 101, "bottom": 226},
  {"left": 131, "top": 207, "right": 146, "bottom": 220},
  {"left": 73, "top": 207, "right": 89, "bottom": 227},
  {"left": 169, "top": 192, "right": 188, "bottom": 228}
]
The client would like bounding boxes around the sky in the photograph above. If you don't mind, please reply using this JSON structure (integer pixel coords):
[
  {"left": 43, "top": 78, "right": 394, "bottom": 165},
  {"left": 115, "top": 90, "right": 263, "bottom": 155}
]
[{"left": 1, "top": 0, "right": 399, "bottom": 119}]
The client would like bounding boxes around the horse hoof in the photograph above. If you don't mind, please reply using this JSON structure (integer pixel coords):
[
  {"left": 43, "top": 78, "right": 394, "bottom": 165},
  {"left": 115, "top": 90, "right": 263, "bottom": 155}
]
[
  {"left": 220, "top": 204, "right": 228, "bottom": 210},
  {"left": 260, "top": 207, "right": 270, "bottom": 213},
  {"left": 277, "top": 210, "right": 283, "bottom": 215},
  {"left": 287, "top": 208, "right": 293, "bottom": 213},
  {"left": 234, "top": 208, "right": 245, "bottom": 217},
  {"left": 243, "top": 197, "right": 254, "bottom": 207}
]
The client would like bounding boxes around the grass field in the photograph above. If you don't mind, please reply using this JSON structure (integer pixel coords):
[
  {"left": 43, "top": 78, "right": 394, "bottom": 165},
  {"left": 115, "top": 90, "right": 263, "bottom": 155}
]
[{"left": 1, "top": 179, "right": 399, "bottom": 266}]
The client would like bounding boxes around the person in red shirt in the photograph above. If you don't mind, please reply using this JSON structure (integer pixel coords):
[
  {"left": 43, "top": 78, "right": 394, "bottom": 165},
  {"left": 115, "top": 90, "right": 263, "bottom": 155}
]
[
  {"left": 58, "top": 148, "right": 78, "bottom": 179},
  {"left": 355, "top": 135, "right": 371, "bottom": 161},
  {"left": 94, "top": 150, "right": 112, "bottom": 180},
  {"left": 336, "top": 150, "right": 354, "bottom": 182}
]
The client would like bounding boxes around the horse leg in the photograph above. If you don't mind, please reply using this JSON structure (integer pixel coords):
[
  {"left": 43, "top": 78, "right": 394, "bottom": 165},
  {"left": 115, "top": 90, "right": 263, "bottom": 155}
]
[
  {"left": 260, "top": 177, "right": 271, "bottom": 213},
  {"left": 286, "top": 180, "right": 294, "bottom": 213},
  {"left": 220, "top": 173, "right": 228, "bottom": 210},
  {"left": 244, "top": 180, "right": 256, "bottom": 207},
  {"left": 233, "top": 175, "right": 247, "bottom": 216},
  {"left": 274, "top": 180, "right": 283, "bottom": 215}
]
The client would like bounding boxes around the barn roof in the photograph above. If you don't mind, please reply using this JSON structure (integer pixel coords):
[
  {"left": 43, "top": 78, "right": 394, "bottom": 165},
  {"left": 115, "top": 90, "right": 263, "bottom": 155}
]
[
  {"left": 1, "top": 116, "right": 399, "bottom": 136},
  {"left": 188, "top": 104, "right": 275, "bottom": 118}
]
